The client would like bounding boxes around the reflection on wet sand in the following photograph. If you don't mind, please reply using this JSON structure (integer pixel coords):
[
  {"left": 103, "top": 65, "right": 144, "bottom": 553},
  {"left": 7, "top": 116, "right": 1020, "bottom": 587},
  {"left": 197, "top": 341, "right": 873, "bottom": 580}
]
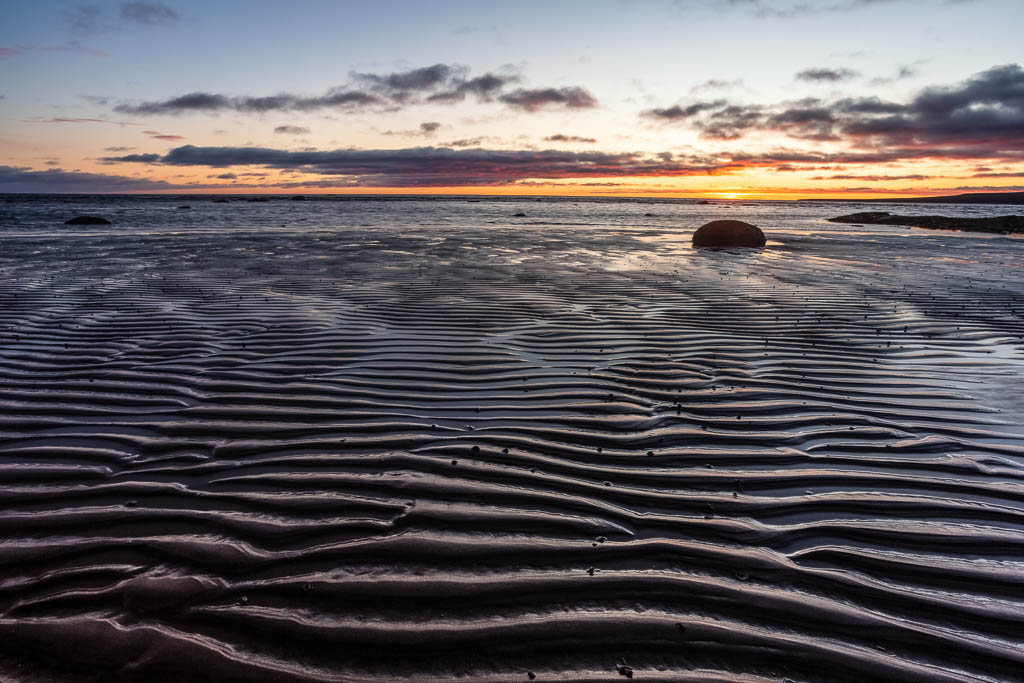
[{"left": 0, "top": 211, "right": 1022, "bottom": 681}]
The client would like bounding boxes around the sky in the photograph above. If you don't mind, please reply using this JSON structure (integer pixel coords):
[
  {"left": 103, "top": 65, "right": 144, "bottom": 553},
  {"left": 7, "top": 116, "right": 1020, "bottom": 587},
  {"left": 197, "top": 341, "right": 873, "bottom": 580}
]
[{"left": 1, "top": 0, "right": 1023, "bottom": 198}]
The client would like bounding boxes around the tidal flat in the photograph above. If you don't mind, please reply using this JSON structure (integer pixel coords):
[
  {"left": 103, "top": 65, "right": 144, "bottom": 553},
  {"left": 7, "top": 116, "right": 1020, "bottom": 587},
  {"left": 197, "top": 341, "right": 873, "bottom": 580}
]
[{"left": 1, "top": 195, "right": 1023, "bottom": 682}]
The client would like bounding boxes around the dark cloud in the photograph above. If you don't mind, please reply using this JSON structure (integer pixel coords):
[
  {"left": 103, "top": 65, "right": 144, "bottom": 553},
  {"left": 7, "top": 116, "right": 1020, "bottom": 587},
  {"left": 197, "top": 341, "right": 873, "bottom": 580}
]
[
  {"left": 765, "top": 101, "right": 840, "bottom": 141},
  {"left": 143, "top": 129, "right": 184, "bottom": 140},
  {"left": 117, "top": 92, "right": 229, "bottom": 114},
  {"left": 274, "top": 125, "right": 311, "bottom": 135},
  {"left": 498, "top": 87, "right": 598, "bottom": 112},
  {"left": 352, "top": 63, "right": 462, "bottom": 95},
  {"left": 641, "top": 63, "right": 1024, "bottom": 161},
  {"left": 115, "top": 90, "right": 381, "bottom": 115},
  {"left": 427, "top": 73, "right": 516, "bottom": 103},
  {"left": 75, "top": 140, "right": 1024, "bottom": 190},
  {"left": 811, "top": 173, "right": 934, "bottom": 181},
  {"left": 641, "top": 100, "right": 729, "bottom": 121},
  {"left": 842, "top": 63, "right": 1024, "bottom": 148},
  {"left": 833, "top": 96, "right": 904, "bottom": 114},
  {"left": 971, "top": 171, "right": 1024, "bottom": 178},
  {"left": 0, "top": 164, "right": 277, "bottom": 192},
  {"left": 647, "top": 102, "right": 765, "bottom": 140},
  {"left": 103, "top": 146, "right": 135, "bottom": 152},
  {"left": 796, "top": 67, "right": 859, "bottom": 82},
  {"left": 381, "top": 122, "right": 443, "bottom": 137},
  {"left": 102, "top": 153, "right": 161, "bottom": 162},
  {"left": 0, "top": 164, "right": 175, "bottom": 191},
  {"left": 691, "top": 78, "right": 743, "bottom": 93},
  {"left": 444, "top": 137, "right": 489, "bottom": 147},
  {"left": 100, "top": 144, "right": 729, "bottom": 186},
  {"left": 28, "top": 117, "right": 109, "bottom": 123},
  {"left": 111, "top": 65, "right": 561, "bottom": 115},
  {"left": 544, "top": 134, "right": 597, "bottom": 143},
  {"left": 701, "top": 104, "right": 767, "bottom": 139},
  {"left": 120, "top": 2, "right": 178, "bottom": 24}
]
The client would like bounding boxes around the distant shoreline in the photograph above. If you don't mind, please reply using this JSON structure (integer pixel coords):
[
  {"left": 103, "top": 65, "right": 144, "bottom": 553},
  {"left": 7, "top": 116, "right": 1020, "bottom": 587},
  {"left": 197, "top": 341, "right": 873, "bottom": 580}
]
[
  {"left": 3, "top": 190, "right": 1023, "bottom": 204},
  {"left": 801, "top": 191, "right": 1024, "bottom": 205}
]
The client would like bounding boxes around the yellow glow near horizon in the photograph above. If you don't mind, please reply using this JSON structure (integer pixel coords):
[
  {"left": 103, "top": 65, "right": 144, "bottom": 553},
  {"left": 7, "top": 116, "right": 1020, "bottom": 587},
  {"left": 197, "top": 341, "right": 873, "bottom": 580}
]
[{"left": 24, "top": 150, "right": 1022, "bottom": 199}]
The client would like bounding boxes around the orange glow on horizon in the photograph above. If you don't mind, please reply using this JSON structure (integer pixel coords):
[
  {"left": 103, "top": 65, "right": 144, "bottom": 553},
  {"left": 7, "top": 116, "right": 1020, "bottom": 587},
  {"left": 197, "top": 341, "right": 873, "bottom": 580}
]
[{"left": 24, "top": 155, "right": 1023, "bottom": 199}]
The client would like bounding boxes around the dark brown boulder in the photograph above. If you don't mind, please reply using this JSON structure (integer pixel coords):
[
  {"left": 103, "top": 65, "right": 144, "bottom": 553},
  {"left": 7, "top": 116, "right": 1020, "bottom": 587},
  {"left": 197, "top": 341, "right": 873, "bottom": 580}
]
[
  {"left": 64, "top": 215, "right": 111, "bottom": 225},
  {"left": 692, "top": 220, "right": 765, "bottom": 247}
]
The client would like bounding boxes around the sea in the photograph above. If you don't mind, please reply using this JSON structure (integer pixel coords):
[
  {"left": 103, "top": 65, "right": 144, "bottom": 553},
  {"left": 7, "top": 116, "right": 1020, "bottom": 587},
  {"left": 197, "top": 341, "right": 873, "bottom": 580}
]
[{"left": 2, "top": 192, "right": 1022, "bottom": 236}]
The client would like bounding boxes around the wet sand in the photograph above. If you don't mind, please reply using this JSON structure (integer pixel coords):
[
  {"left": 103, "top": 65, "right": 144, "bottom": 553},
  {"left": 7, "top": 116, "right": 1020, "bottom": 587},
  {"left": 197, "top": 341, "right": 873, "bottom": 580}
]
[{"left": 1, "top": 220, "right": 1023, "bottom": 682}]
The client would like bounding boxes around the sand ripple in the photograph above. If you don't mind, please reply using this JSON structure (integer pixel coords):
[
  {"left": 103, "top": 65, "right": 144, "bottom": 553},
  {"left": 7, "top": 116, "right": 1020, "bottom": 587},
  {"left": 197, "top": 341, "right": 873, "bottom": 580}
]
[{"left": 1, "top": 222, "right": 1023, "bottom": 681}]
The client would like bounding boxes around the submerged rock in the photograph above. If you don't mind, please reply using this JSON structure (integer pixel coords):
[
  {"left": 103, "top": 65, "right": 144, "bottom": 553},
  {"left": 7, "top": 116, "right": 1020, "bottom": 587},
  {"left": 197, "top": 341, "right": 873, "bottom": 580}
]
[
  {"left": 830, "top": 212, "right": 891, "bottom": 223},
  {"left": 692, "top": 219, "right": 766, "bottom": 248},
  {"left": 65, "top": 215, "right": 111, "bottom": 225}
]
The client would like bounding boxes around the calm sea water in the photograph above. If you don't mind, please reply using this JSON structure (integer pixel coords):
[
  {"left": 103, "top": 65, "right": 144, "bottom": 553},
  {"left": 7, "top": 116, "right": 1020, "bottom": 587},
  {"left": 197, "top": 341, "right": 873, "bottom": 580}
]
[{"left": 1, "top": 194, "right": 1021, "bottom": 237}]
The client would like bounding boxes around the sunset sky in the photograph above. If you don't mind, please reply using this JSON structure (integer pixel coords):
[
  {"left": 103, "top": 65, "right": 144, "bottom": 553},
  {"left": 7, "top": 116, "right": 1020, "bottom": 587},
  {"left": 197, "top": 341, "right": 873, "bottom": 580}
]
[{"left": 2, "top": 0, "right": 1023, "bottom": 198}]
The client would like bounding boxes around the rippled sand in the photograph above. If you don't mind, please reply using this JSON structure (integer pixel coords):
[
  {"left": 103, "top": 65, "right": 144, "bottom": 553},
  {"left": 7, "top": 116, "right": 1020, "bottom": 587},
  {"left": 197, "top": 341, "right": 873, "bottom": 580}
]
[{"left": 1, "top": 219, "right": 1023, "bottom": 682}]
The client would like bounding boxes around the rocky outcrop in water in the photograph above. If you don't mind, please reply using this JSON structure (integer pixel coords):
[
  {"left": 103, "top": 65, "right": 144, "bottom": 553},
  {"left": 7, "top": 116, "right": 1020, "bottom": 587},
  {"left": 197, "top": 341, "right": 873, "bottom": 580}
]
[{"left": 828, "top": 212, "right": 1024, "bottom": 234}]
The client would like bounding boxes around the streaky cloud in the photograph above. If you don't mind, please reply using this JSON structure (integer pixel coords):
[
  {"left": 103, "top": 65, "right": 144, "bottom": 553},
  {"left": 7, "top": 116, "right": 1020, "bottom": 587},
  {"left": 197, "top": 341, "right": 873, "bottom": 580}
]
[
  {"left": 498, "top": 87, "right": 598, "bottom": 112},
  {"left": 796, "top": 67, "right": 859, "bottom": 82},
  {"left": 120, "top": 2, "right": 178, "bottom": 24},
  {"left": 101, "top": 144, "right": 728, "bottom": 186},
  {"left": 115, "top": 90, "right": 381, "bottom": 115},
  {"left": 0, "top": 164, "right": 173, "bottom": 191},
  {"left": 544, "top": 134, "right": 597, "bottom": 143},
  {"left": 101, "top": 153, "right": 161, "bottom": 162},
  {"left": 274, "top": 125, "right": 311, "bottom": 135}
]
